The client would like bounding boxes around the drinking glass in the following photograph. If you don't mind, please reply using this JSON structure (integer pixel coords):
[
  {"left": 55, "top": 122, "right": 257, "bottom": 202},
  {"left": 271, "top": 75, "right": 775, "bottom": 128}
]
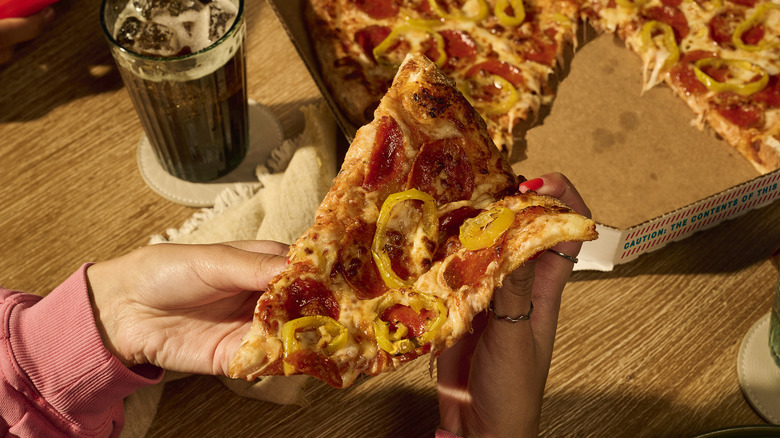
[{"left": 100, "top": 0, "right": 248, "bottom": 183}]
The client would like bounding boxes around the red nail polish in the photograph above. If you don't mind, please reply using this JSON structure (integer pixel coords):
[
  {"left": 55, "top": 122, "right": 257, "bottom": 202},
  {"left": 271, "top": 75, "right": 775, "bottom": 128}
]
[{"left": 519, "top": 177, "right": 544, "bottom": 193}]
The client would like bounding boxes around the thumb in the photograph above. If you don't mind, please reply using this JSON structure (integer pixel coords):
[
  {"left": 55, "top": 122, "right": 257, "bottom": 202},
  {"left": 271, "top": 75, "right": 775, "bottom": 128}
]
[{"left": 183, "top": 243, "right": 289, "bottom": 298}]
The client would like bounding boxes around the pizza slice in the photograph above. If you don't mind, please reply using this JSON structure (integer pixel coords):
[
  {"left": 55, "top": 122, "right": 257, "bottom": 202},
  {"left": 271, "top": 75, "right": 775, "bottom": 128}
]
[{"left": 229, "top": 54, "right": 597, "bottom": 388}]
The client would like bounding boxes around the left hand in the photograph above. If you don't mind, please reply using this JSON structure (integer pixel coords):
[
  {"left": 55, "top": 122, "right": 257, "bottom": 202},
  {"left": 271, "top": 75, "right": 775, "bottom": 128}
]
[{"left": 86, "top": 241, "right": 288, "bottom": 376}]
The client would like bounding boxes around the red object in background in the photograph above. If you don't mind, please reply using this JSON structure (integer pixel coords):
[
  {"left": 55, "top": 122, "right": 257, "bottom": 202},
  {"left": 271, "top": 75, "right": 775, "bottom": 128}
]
[{"left": 0, "top": 0, "right": 58, "bottom": 19}]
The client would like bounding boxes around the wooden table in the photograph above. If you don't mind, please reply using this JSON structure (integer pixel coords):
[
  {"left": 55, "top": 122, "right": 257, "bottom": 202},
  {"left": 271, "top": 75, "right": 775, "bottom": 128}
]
[{"left": 1, "top": 1, "right": 779, "bottom": 436}]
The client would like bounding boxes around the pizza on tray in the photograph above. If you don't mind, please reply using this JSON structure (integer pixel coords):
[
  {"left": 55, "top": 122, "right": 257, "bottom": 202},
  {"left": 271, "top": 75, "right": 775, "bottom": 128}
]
[
  {"left": 304, "top": 0, "right": 780, "bottom": 173},
  {"left": 229, "top": 54, "right": 597, "bottom": 388}
]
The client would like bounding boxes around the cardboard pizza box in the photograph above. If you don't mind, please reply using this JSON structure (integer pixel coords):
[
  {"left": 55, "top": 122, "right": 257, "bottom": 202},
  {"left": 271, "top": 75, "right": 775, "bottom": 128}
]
[{"left": 266, "top": 0, "right": 780, "bottom": 271}]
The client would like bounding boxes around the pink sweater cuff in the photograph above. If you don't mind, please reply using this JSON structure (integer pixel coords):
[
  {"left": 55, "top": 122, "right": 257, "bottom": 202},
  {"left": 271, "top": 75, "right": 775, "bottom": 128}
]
[{"left": 4, "top": 264, "right": 163, "bottom": 433}]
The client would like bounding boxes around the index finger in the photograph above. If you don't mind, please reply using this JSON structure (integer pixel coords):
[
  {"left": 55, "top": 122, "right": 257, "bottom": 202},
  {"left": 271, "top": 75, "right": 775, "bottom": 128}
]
[{"left": 525, "top": 172, "right": 592, "bottom": 219}]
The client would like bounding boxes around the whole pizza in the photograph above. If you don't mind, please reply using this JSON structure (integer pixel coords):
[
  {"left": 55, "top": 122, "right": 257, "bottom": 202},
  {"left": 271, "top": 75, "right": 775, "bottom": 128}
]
[{"left": 304, "top": 0, "right": 780, "bottom": 173}]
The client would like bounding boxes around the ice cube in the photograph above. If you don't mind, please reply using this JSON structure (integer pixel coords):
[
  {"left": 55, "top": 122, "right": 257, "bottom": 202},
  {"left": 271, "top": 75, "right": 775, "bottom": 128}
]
[
  {"left": 208, "top": 2, "right": 236, "bottom": 42},
  {"left": 132, "top": 0, "right": 203, "bottom": 19},
  {"left": 116, "top": 16, "right": 142, "bottom": 48},
  {"left": 172, "top": 0, "right": 206, "bottom": 16},
  {"left": 133, "top": 21, "right": 181, "bottom": 57}
]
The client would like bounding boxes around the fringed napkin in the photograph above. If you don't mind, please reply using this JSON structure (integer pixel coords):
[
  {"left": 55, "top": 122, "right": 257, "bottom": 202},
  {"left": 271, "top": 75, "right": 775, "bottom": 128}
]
[{"left": 120, "top": 101, "right": 338, "bottom": 437}]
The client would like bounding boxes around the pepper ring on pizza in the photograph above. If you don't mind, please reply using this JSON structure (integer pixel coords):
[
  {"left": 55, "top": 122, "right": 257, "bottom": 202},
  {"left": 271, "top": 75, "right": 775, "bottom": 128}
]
[
  {"left": 305, "top": 0, "right": 780, "bottom": 173},
  {"left": 229, "top": 54, "right": 597, "bottom": 388}
]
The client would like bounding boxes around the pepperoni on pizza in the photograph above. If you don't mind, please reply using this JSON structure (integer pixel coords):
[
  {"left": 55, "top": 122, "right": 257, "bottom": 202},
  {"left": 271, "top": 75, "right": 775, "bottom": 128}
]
[{"left": 228, "top": 54, "right": 597, "bottom": 388}]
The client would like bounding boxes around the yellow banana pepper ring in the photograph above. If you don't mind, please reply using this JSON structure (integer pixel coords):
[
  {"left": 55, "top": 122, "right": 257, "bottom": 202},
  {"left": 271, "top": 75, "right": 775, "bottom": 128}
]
[
  {"left": 459, "top": 206, "right": 515, "bottom": 251},
  {"left": 372, "top": 24, "right": 447, "bottom": 68},
  {"left": 372, "top": 189, "right": 439, "bottom": 289},
  {"left": 733, "top": 3, "right": 780, "bottom": 52},
  {"left": 281, "top": 315, "right": 348, "bottom": 375},
  {"left": 495, "top": 0, "right": 526, "bottom": 27},
  {"left": 460, "top": 74, "right": 520, "bottom": 116},
  {"left": 641, "top": 21, "right": 680, "bottom": 69},
  {"left": 428, "top": 0, "right": 489, "bottom": 21},
  {"left": 373, "top": 319, "right": 416, "bottom": 355},
  {"left": 373, "top": 292, "right": 449, "bottom": 355},
  {"left": 413, "top": 293, "right": 448, "bottom": 345},
  {"left": 693, "top": 58, "right": 769, "bottom": 96}
]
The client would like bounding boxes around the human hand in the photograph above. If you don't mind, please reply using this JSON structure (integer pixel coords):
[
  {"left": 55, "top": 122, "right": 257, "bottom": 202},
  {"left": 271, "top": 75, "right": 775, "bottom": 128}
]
[
  {"left": 437, "top": 172, "right": 591, "bottom": 437},
  {"left": 0, "top": 7, "right": 55, "bottom": 64},
  {"left": 86, "top": 241, "right": 288, "bottom": 376}
]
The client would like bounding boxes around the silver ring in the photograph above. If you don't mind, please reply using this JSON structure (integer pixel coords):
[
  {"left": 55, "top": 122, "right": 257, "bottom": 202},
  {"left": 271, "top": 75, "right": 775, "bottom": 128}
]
[
  {"left": 547, "top": 249, "right": 578, "bottom": 264},
  {"left": 489, "top": 300, "right": 533, "bottom": 322}
]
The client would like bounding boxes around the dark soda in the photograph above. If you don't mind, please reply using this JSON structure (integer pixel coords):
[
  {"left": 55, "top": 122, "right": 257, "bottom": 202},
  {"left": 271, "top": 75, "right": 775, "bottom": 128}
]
[{"left": 102, "top": 0, "right": 248, "bottom": 182}]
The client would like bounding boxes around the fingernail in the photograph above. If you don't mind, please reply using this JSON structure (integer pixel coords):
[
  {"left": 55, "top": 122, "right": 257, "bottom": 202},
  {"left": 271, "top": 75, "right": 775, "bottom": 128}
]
[{"left": 519, "top": 178, "right": 544, "bottom": 193}]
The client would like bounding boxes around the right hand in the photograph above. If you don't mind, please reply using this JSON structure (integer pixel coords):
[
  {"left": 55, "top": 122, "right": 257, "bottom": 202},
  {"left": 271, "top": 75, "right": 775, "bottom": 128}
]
[
  {"left": 437, "top": 172, "right": 592, "bottom": 437},
  {"left": 0, "top": 7, "right": 55, "bottom": 64}
]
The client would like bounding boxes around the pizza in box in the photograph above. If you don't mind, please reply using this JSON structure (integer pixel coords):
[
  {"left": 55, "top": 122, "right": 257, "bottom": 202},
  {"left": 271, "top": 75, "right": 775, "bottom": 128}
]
[{"left": 304, "top": 0, "right": 780, "bottom": 174}]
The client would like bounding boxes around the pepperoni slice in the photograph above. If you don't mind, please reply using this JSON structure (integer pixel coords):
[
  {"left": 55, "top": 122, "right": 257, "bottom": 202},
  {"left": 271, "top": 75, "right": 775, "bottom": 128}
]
[
  {"left": 754, "top": 75, "right": 780, "bottom": 108},
  {"left": 420, "top": 36, "right": 444, "bottom": 67},
  {"left": 363, "top": 116, "right": 405, "bottom": 191},
  {"left": 284, "top": 278, "right": 340, "bottom": 320},
  {"left": 439, "top": 206, "right": 480, "bottom": 241},
  {"left": 355, "top": 25, "right": 392, "bottom": 60},
  {"left": 434, "top": 206, "right": 479, "bottom": 260},
  {"left": 668, "top": 51, "right": 715, "bottom": 96},
  {"left": 643, "top": 5, "right": 690, "bottom": 42},
  {"left": 709, "top": 9, "right": 744, "bottom": 47},
  {"left": 739, "top": 23, "right": 766, "bottom": 46},
  {"left": 337, "top": 222, "right": 388, "bottom": 300},
  {"left": 285, "top": 349, "right": 342, "bottom": 388},
  {"left": 380, "top": 304, "right": 435, "bottom": 338},
  {"left": 355, "top": 0, "right": 400, "bottom": 19},
  {"left": 466, "top": 60, "right": 525, "bottom": 88},
  {"left": 713, "top": 94, "right": 763, "bottom": 128},
  {"left": 408, "top": 138, "right": 475, "bottom": 204},
  {"left": 440, "top": 29, "right": 478, "bottom": 64},
  {"left": 523, "top": 27, "right": 559, "bottom": 67},
  {"left": 443, "top": 247, "right": 500, "bottom": 290}
]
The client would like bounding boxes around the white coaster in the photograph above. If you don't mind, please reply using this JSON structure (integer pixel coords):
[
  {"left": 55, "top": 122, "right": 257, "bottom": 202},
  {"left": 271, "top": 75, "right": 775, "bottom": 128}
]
[
  {"left": 137, "top": 100, "right": 284, "bottom": 207},
  {"left": 738, "top": 312, "right": 780, "bottom": 425}
]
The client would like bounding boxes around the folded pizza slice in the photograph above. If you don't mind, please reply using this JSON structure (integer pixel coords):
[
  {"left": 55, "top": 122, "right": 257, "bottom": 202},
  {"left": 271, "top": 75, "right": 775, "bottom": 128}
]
[{"left": 229, "top": 54, "right": 598, "bottom": 388}]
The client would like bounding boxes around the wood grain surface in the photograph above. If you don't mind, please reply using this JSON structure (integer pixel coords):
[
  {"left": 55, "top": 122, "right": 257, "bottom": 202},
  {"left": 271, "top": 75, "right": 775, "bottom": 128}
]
[{"left": 1, "top": 1, "right": 778, "bottom": 437}]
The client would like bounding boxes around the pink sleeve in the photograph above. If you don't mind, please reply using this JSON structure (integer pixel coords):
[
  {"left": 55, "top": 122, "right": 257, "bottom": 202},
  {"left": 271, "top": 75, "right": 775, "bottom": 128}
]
[{"left": 0, "top": 264, "right": 163, "bottom": 437}]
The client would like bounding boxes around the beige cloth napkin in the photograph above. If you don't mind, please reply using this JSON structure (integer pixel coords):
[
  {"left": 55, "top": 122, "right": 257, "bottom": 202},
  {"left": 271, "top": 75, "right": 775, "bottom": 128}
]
[{"left": 120, "top": 101, "right": 338, "bottom": 437}]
